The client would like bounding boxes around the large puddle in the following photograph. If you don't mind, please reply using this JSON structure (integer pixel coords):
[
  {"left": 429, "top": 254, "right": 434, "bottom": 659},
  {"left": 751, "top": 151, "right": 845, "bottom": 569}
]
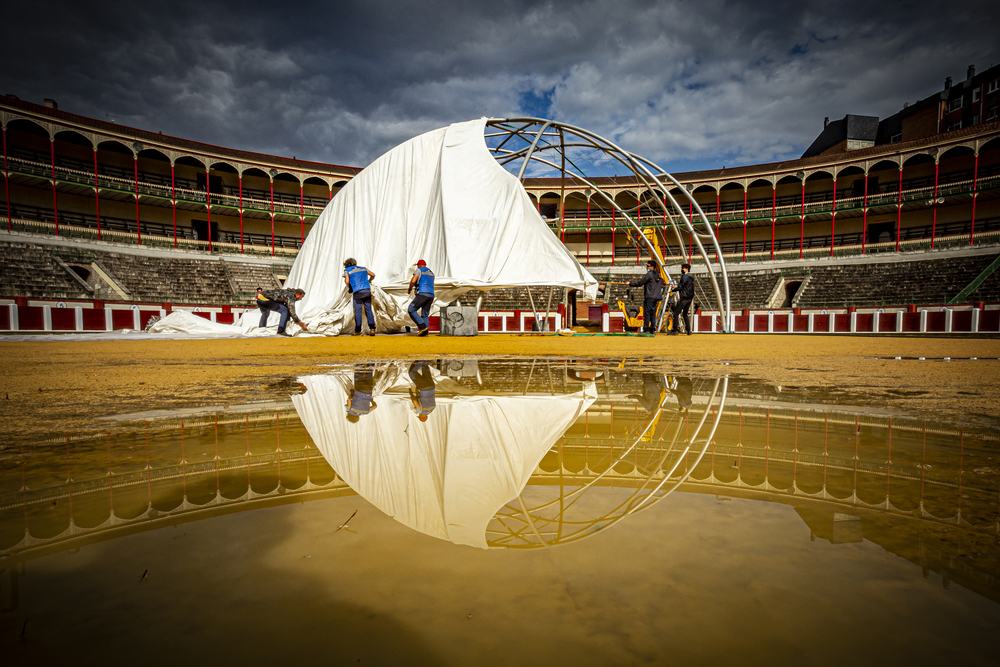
[{"left": 2, "top": 359, "right": 999, "bottom": 665}]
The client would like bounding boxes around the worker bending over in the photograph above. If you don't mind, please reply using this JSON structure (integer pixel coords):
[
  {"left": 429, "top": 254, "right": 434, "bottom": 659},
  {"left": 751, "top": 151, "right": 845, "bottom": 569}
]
[
  {"left": 256, "top": 288, "right": 309, "bottom": 336},
  {"left": 407, "top": 259, "right": 435, "bottom": 336},
  {"left": 343, "top": 258, "right": 377, "bottom": 336}
]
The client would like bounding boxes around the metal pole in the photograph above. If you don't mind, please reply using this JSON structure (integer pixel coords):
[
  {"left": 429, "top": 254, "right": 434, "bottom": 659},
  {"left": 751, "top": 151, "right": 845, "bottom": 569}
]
[
  {"left": 799, "top": 178, "right": 805, "bottom": 258},
  {"left": 829, "top": 173, "right": 837, "bottom": 256},
  {"left": 205, "top": 167, "right": 212, "bottom": 252},
  {"left": 931, "top": 160, "right": 939, "bottom": 248},
  {"left": 862, "top": 171, "right": 869, "bottom": 254},
  {"left": 586, "top": 197, "right": 590, "bottom": 266},
  {"left": 2, "top": 126, "right": 9, "bottom": 231},
  {"left": 742, "top": 188, "right": 747, "bottom": 261},
  {"left": 171, "top": 162, "right": 177, "bottom": 248},
  {"left": 239, "top": 174, "right": 244, "bottom": 253},
  {"left": 770, "top": 184, "right": 776, "bottom": 260},
  {"left": 270, "top": 178, "right": 275, "bottom": 256},
  {"left": 50, "top": 138, "right": 59, "bottom": 235},
  {"left": 133, "top": 155, "right": 140, "bottom": 244},
  {"left": 93, "top": 148, "right": 101, "bottom": 240},
  {"left": 971, "top": 152, "right": 979, "bottom": 244},
  {"left": 895, "top": 164, "right": 903, "bottom": 252}
]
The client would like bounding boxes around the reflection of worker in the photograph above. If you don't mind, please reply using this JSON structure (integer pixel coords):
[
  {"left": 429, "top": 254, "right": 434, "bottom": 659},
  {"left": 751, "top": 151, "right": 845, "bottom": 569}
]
[
  {"left": 346, "top": 365, "right": 378, "bottom": 423},
  {"left": 668, "top": 263, "right": 694, "bottom": 336},
  {"left": 669, "top": 376, "right": 693, "bottom": 413},
  {"left": 629, "top": 260, "right": 664, "bottom": 333},
  {"left": 407, "top": 360, "right": 436, "bottom": 421},
  {"left": 343, "top": 258, "right": 376, "bottom": 336},
  {"left": 256, "top": 288, "right": 309, "bottom": 336},
  {"left": 407, "top": 260, "right": 435, "bottom": 336},
  {"left": 630, "top": 373, "right": 666, "bottom": 413}
]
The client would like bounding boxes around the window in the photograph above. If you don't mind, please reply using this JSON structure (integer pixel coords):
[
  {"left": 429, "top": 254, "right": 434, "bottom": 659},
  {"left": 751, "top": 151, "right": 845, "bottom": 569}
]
[
  {"left": 890, "top": 133, "right": 902, "bottom": 143},
  {"left": 948, "top": 97, "right": 963, "bottom": 112},
  {"left": 973, "top": 87, "right": 981, "bottom": 103},
  {"left": 946, "top": 120, "right": 963, "bottom": 131},
  {"left": 988, "top": 107, "right": 998, "bottom": 121},
  {"left": 989, "top": 80, "right": 999, "bottom": 93},
  {"left": 973, "top": 114, "right": 980, "bottom": 125}
]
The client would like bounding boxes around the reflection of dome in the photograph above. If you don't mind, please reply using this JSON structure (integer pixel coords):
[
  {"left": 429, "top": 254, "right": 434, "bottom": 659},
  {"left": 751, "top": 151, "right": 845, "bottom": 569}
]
[{"left": 487, "top": 377, "right": 729, "bottom": 548}]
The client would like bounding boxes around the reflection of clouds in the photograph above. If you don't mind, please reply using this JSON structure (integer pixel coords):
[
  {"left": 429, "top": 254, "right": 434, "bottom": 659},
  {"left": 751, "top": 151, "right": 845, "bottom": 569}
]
[{"left": 292, "top": 368, "right": 596, "bottom": 548}]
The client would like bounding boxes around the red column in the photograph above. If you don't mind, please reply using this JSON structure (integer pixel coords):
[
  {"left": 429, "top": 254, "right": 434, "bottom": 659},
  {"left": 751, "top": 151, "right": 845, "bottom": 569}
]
[
  {"left": 270, "top": 178, "right": 275, "bottom": 256},
  {"left": 770, "top": 185, "right": 776, "bottom": 260},
  {"left": 895, "top": 165, "right": 903, "bottom": 251},
  {"left": 585, "top": 198, "right": 590, "bottom": 266},
  {"left": 970, "top": 152, "right": 979, "bottom": 244},
  {"left": 239, "top": 174, "right": 244, "bottom": 254},
  {"left": 799, "top": 179, "right": 805, "bottom": 259},
  {"left": 861, "top": 172, "right": 869, "bottom": 254},
  {"left": 687, "top": 199, "right": 693, "bottom": 261},
  {"left": 133, "top": 156, "right": 141, "bottom": 244},
  {"left": 829, "top": 175, "right": 837, "bottom": 256},
  {"left": 171, "top": 162, "right": 177, "bottom": 248},
  {"left": 205, "top": 169, "right": 212, "bottom": 252},
  {"left": 560, "top": 196, "right": 566, "bottom": 243},
  {"left": 662, "top": 198, "right": 668, "bottom": 260},
  {"left": 3, "top": 127, "right": 12, "bottom": 231},
  {"left": 92, "top": 149, "right": 101, "bottom": 240},
  {"left": 611, "top": 205, "right": 615, "bottom": 266},
  {"left": 329, "top": 184, "right": 333, "bottom": 201},
  {"left": 299, "top": 181, "right": 304, "bottom": 243},
  {"left": 742, "top": 188, "right": 747, "bottom": 261},
  {"left": 931, "top": 160, "right": 939, "bottom": 248},
  {"left": 50, "top": 138, "right": 60, "bottom": 235},
  {"left": 715, "top": 190, "right": 720, "bottom": 263}
]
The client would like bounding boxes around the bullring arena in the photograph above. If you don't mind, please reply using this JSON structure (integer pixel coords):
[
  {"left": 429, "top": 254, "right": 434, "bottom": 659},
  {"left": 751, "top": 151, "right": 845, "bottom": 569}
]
[{"left": 3, "top": 61, "right": 1000, "bottom": 665}]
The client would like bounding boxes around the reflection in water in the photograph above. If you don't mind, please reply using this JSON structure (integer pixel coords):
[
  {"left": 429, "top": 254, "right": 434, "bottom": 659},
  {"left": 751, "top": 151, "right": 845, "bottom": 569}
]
[{"left": 2, "top": 359, "right": 1000, "bottom": 605}]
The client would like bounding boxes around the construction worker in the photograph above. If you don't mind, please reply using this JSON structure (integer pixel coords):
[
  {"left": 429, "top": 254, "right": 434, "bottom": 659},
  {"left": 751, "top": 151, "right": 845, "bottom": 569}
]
[
  {"left": 629, "top": 260, "right": 664, "bottom": 333},
  {"left": 407, "top": 360, "right": 436, "bottom": 421},
  {"left": 343, "top": 258, "right": 376, "bottom": 336},
  {"left": 407, "top": 259, "right": 435, "bottom": 336},
  {"left": 668, "top": 263, "right": 694, "bottom": 335},
  {"left": 256, "top": 287, "right": 308, "bottom": 336}
]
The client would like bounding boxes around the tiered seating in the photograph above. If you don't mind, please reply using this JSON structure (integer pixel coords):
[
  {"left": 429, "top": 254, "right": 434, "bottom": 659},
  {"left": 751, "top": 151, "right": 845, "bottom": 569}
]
[
  {"left": 719, "top": 269, "right": 782, "bottom": 309},
  {"left": 225, "top": 262, "right": 282, "bottom": 297},
  {"left": 0, "top": 242, "right": 91, "bottom": 298},
  {"left": 795, "top": 254, "right": 1000, "bottom": 307}
]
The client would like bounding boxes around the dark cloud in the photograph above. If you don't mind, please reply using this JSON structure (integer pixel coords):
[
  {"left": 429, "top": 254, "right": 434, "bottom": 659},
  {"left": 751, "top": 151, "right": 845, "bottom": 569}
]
[{"left": 3, "top": 0, "right": 998, "bottom": 172}]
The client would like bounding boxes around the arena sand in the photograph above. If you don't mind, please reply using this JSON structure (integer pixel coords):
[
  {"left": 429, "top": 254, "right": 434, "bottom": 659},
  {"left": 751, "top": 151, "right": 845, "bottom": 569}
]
[{"left": 2, "top": 333, "right": 999, "bottom": 442}]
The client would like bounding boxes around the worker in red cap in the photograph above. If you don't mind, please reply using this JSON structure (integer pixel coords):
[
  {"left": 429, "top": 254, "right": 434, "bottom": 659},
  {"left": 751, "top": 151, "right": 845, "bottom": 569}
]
[{"left": 407, "top": 259, "right": 435, "bottom": 336}]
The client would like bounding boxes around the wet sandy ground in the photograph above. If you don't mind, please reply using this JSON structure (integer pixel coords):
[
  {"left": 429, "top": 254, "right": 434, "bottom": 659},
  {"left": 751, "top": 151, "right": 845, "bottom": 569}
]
[{"left": 2, "top": 334, "right": 999, "bottom": 442}]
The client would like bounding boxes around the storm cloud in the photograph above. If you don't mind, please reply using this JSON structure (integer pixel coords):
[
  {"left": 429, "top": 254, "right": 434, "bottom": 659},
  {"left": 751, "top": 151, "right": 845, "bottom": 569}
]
[{"left": 3, "top": 0, "right": 998, "bottom": 172}]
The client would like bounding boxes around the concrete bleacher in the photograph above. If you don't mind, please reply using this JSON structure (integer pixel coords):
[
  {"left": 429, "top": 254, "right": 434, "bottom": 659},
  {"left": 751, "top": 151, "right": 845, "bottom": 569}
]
[
  {"left": 0, "top": 238, "right": 291, "bottom": 305},
  {"left": 0, "top": 242, "right": 91, "bottom": 298},
  {"left": 795, "top": 253, "right": 1000, "bottom": 308}
]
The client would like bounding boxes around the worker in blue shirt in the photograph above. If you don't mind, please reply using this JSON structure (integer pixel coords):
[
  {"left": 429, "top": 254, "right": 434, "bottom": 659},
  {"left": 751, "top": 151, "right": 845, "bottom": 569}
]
[
  {"left": 407, "top": 259, "right": 435, "bottom": 336},
  {"left": 343, "top": 258, "right": 376, "bottom": 336}
]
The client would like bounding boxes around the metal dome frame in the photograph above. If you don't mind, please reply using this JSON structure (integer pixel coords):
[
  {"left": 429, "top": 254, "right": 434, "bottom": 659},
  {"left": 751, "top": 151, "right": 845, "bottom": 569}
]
[{"left": 485, "top": 117, "right": 732, "bottom": 331}]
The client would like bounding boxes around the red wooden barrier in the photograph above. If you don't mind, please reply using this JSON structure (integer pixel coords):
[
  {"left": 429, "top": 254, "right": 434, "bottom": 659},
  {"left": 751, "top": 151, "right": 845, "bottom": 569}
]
[
  {"left": 51, "top": 308, "right": 76, "bottom": 331},
  {"left": 792, "top": 314, "right": 809, "bottom": 332},
  {"left": 487, "top": 316, "right": 504, "bottom": 331},
  {"left": 878, "top": 313, "right": 896, "bottom": 332},
  {"left": 855, "top": 314, "right": 872, "bottom": 331},
  {"left": 982, "top": 310, "right": 1000, "bottom": 331},
  {"left": 82, "top": 309, "right": 106, "bottom": 331},
  {"left": 216, "top": 313, "right": 235, "bottom": 325},
  {"left": 752, "top": 314, "right": 768, "bottom": 331},
  {"left": 926, "top": 312, "right": 946, "bottom": 332},
  {"left": 834, "top": 314, "right": 850, "bottom": 332},
  {"left": 953, "top": 311, "right": 972, "bottom": 332},
  {"left": 111, "top": 310, "right": 133, "bottom": 329},
  {"left": 0, "top": 307, "right": 9, "bottom": 331},
  {"left": 19, "top": 306, "right": 44, "bottom": 330},
  {"left": 773, "top": 314, "right": 789, "bottom": 330}
]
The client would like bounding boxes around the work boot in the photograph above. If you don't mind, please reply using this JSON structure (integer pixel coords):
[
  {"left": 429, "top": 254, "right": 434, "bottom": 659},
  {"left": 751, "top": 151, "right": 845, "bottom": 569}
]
[
  {"left": 367, "top": 330, "right": 376, "bottom": 336},
  {"left": 419, "top": 328, "right": 429, "bottom": 337},
  {"left": 277, "top": 331, "right": 291, "bottom": 337},
  {"left": 352, "top": 331, "right": 362, "bottom": 336},
  {"left": 668, "top": 330, "right": 679, "bottom": 336}
]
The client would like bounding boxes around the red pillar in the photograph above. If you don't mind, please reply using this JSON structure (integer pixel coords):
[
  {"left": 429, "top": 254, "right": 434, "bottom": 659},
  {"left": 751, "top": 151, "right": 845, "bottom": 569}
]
[
  {"left": 970, "top": 153, "right": 979, "bottom": 245},
  {"left": 687, "top": 199, "right": 693, "bottom": 261},
  {"left": 770, "top": 185, "right": 776, "bottom": 260},
  {"left": 662, "top": 198, "right": 668, "bottom": 260},
  {"left": 931, "top": 160, "right": 939, "bottom": 248},
  {"left": 715, "top": 190, "right": 720, "bottom": 263},
  {"left": 861, "top": 172, "right": 869, "bottom": 253},
  {"left": 560, "top": 195, "right": 566, "bottom": 243},
  {"left": 829, "top": 175, "right": 837, "bottom": 256},
  {"left": 3, "top": 127, "right": 12, "bottom": 231},
  {"left": 205, "top": 168, "right": 212, "bottom": 252},
  {"left": 50, "top": 138, "right": 60, "bottom": 235},
  {"left": 171, "top": 162, "right": 177, "bottom": 248},
  {"left": 585, "top": 198, "right": 590, "bottom": 266},
  {"left": 239, "top": 174, "right": 244, "bottom": 254},
  {"left": 133, "top": 156, "right": 141, "bottom": 244},
  {"left": 299, "top": 181, "right": 304, "bottom": 243},
  {"left": 799, "top": 179, "right": 805, "bottom": 259},
  {"left": 611, "top": 205, "right": 616, "bottom": 266},
  {"left": 742, "top": 187, "right": 747, "bottom": 261},
  {"left": 895, "top": 165, "right": 903, "bottom": 252},
  {"left": 93, "top": 148, "right": 101, "bottom": 240},
  {"left": 270, "top": 178, "right": 275, "bottom": 256}
]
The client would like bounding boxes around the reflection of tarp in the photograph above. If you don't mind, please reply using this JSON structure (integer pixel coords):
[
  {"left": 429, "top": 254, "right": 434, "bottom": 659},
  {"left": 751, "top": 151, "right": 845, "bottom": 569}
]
[
  {"left": 293, "top": 369, "right": 596, "bottom": 548},
  {"left": 286, "top": 118, "right": 597, "bottom": 335}
]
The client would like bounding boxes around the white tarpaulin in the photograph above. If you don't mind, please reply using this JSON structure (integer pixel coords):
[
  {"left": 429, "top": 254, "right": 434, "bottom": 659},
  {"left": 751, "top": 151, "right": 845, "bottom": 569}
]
[
  {"left": 292, "top": 366, "right": 596, "bottom": 548},
  {"left": 287, "top": 117, "right": 597, "bottom": 335}
]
